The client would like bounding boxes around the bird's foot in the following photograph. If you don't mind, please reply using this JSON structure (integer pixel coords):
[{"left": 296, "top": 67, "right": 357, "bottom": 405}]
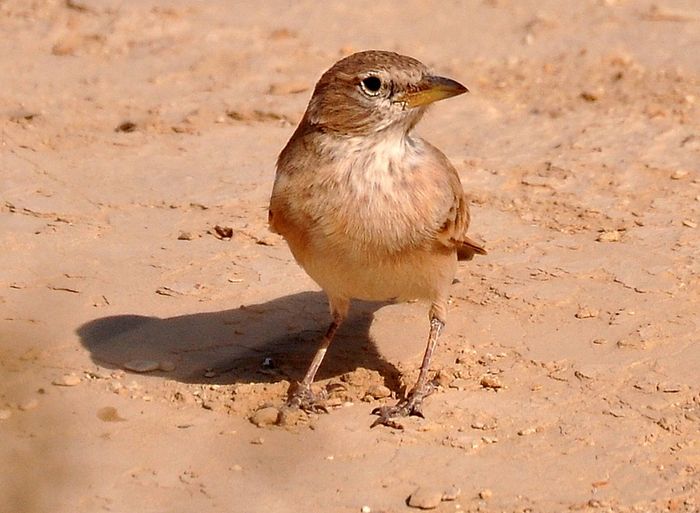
[
  {"left": 285, "top": 383, "right": 329, "bottom": 414},
  {"left": 370, "top": 385, "right": 434, "bottom": 429}
]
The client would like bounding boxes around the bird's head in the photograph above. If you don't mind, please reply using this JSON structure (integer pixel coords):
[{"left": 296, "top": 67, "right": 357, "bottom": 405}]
[{"left": 303, "top": 50, "right": 468, "bottom": 137}]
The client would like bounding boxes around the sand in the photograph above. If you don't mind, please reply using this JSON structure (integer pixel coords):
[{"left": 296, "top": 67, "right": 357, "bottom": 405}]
[{"left": 1, "top": 1, "right": 699, "bottom": 512}]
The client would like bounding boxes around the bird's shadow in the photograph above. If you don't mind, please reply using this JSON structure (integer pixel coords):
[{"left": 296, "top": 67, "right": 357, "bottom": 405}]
[{"left": 77, "top": 291, "right": 401, "bottom": 389}]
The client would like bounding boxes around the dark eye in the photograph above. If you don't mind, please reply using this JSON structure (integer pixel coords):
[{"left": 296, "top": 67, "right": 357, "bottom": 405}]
[{"left": 360, "top": 76, "right": 382, "bottom": 95}]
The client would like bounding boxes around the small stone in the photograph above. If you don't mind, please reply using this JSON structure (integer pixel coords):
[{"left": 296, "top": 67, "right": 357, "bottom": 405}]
[
  {"left": 250, "top": 406, "right": 280, "bottom": 427},
  {"left": 575, "top": 306, "right": 599, "bottom": 319},
  {"left": 434, "top": 369, "right": 454, "bottom": 388},
  {"left": 158, "top": 360, "right": 176, "bottom": 372},
  {"left": 470, "top": 414, "right": 497, "bottom": 430},
  {"left": 670, "top": 170, "right": 688, "bottom": 180},
  {"left": 480, "top": 375, "right": 502, "bottom": 389},
  {"left": 361, "top": 506, "right": 371, "bottom": 513},
  {"left": 177, "top": 231, "right": 193, "bottom": 240},
  {"left": 53, "top": 374, "right": 81, "bottom": 386},
  {"left": 682, "top": 219, "right": 697, "bottom": 228},
  {"left": 478, "top": 489, "right": 493, "bottom": 500},
  {"left": 213, "top": 225, "right": 234, "bottom": 240},
  {"left": 277, "top": 407, "right": 307, "bottom": 427},
  {"left": 115, "top": 121, "right": 137, "bottom": 133},
  {"left": 250, "top": 437, "right": 265, "bottom": 445},
  {"left": 658, "top": 382, "right": 682, "bottom": 393},
  {"left": 517, "top": 427, "right": 537, "bottom": 436},
  {"left": 18, "top": 399, "right": 39, "bottom": 411},
  {"left": 0, "top": 409, "right": 12, "bottom": 420},
  {"left": 597, "top": 230, "right": 621, "bottom": 242},
  {"left": 441, "top": 485, "right": 461, "bottom": 501},
  {"left": 408, "top": 487, "right": 443, "bottom": 509},
  {"left": 123, "top": 360, "right": 159, "bottom": 373},
  {"left": 85, "top": 369, "right": 110, "bottom": 379},
  {"left": 367, "top": 384, "right": 391, "bottom": 399}
]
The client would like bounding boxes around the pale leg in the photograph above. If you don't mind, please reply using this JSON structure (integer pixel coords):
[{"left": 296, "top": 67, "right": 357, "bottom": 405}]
[
  {"left": 287, "top": 296, "right": 348, "bottom": 411},
  {"left": 371, "top": 314, "right": 445, "bottom": 429}
]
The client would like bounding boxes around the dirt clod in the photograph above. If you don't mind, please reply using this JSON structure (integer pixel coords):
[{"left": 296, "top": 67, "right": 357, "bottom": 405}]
[{"left": 250, "top": 406, "right": 280, "bottom": 427}]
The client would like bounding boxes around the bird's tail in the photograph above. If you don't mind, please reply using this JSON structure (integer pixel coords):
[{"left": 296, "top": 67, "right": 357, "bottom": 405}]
[{"left": 456, "top": 236, "right": 487, "bottom": 261}]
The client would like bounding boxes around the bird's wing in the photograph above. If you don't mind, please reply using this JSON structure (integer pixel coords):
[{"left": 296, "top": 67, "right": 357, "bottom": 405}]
[{"left": 432, "top": 152, "right": 487, "bottom": 261}]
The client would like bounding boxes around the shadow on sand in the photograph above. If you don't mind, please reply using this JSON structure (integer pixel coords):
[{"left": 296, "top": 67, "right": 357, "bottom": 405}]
[{"left": 77, "top": 291, "right": 401, "bottom": 389}]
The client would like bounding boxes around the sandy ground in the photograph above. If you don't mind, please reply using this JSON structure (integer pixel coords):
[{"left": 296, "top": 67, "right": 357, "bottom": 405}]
[{"left": 1, "top": 1, "right": 700, "bottom": 512}]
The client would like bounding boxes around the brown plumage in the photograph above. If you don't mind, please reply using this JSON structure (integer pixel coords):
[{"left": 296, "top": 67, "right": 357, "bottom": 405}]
[{"left": 269, "top": 50, "right": 486, "bottom": 428}]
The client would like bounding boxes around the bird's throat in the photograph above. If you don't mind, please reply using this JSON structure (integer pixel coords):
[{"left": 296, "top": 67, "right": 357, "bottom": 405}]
[{"left": 327, "top": 129, "right": 422, "bottom": 197}]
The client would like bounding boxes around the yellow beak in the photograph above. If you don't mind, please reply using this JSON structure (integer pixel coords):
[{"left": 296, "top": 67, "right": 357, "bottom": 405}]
[{"left": 401, "top": 75, "right": 469, "bottom": 108}]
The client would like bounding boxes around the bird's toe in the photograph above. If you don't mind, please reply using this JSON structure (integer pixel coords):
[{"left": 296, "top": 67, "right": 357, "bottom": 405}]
[{"left": 286, "top": 383, "right": 329, "bottom": 414}]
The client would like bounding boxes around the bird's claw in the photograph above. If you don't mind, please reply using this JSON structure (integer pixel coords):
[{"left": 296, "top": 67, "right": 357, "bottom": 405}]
[
  {"left": 286, "top": 384, "right": 329, "bottom": 414},
  {"left": 370, "top": 394, "right": 426, "bottom": 429}
]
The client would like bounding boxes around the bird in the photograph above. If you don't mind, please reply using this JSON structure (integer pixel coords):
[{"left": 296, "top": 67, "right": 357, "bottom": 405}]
[{"left": 268, "top": 50, "right": 486, "bottom": 428}]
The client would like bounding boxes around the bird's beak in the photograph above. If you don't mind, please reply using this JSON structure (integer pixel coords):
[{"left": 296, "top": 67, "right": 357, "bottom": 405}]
[{"left": 400, "top": 75, "right": 469, "bottom": 108}]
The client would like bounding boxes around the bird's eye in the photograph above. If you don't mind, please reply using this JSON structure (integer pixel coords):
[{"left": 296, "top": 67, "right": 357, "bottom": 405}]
[{"left": 360, "top": 76, "right": 382, "bottom": 96}]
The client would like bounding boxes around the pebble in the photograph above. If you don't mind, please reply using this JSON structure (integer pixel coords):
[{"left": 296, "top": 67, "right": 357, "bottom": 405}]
[
  {"left": 517, "top": 427, "right": 537, "bottom": 436},
  {"left": 123, "top": 360, "right": 159, "bottom": 373},
  {"left": 250, "top": 437, "right": 265, "bottom": 445},
  {"left": 682, "top": 219, "right": 697, "bottom": 228},
  {"left": 177, "top": 231, "right": 193, "bottom": 240},
  {"left": 670, "top": 169, "right": 688, "bottom": 180},
  {"left": 470, "top": 414, "right": 497, "bottom": 430},
  {"left": 434, "top": 370, "right": 453, "bottom": 388},
  {"left": 442, "top": 485, "right": 461, "bottom": 501},
  {"left": 0, "top": 409, "right": 12, "bottom": 420},
  {"left": 277, "top": 407, "right": 306, "bottom": 427},
  {"left": 575, "top": 306, "right": 599, "bottom": 319},
  {"left": 85, "top": 369, "right": 110, "bottom": 379},
  {"left": 110, "top": 381, "right": 124, "bottom": 393},
  {"left": 18, "top": 398, "right": 39, "bottom": 411},
  {"left": 480, "top": 375, "right": 503, "bottom": 389},
  {"left": 250, "top": 406, "right": 280, "bottom": 427},
  {"left": 479, "top": 489, "right": 493, "bottom": 500},
  {"left": 53, "top": 374, "right": 81, "bottom": 386},
  {"left": 408, "top": 487, "right": 443, "bottom": 509},
  {"left": 361, "top": 506, "right": 371, "bottom": 513},
  {"left": 597, "top": 230, "right": 621, "bottom": 242},
  {"left": 366, "top": 384, "right": 391, "bottom": 399}
]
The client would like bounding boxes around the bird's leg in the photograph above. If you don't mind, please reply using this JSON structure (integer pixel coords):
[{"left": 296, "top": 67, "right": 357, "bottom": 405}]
[
  {"left": 287, "top": 299, "right": 347, "bottom": 412},
  {"left": 371, "top": 315, "right": 445, "bottom": 429}
]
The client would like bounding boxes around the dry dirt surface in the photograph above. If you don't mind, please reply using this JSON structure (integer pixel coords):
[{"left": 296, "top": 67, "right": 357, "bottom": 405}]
[{"left": 1, "top": 1, "right": 699, "bottom": 512}]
